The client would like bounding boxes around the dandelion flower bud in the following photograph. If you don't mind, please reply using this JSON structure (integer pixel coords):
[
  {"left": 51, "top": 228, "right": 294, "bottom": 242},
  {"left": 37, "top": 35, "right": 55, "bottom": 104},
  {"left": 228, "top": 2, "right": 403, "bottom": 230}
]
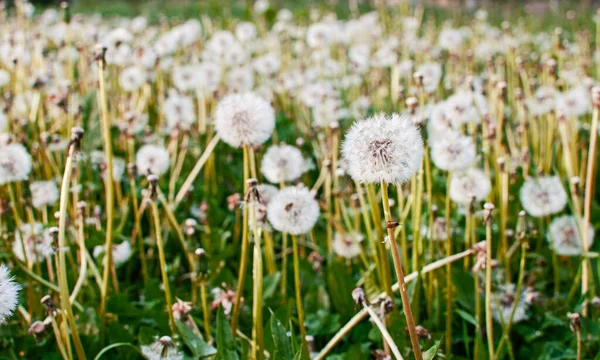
[
  {"left": 0, "top": 142, "right": 32, "bottom": 185},
  {"left": 430, "top": 135, "right": 476, "bottom": 171},
  {"left": 214, "top": 92, "right": 275, "bottom": 148},
  {"left": 135, "top": 144, "right": 170, "bottom": 177},
  {"left": 0, "top": 264, "right": 20, "bottom": 324},
  {"left": 519, "top": 176, "right": 567, "bottom": 217},
  {"left": 261, "top": 144, "right": 307, "bottom": 184},
  {"left": 351, "top": 287, "right": 366, "bottom": 306},
  {"left": 449, "top": 168, "right": 491, "bottom": 205},
  {"left": 267, "top": 186, "right": 319, "bottom": 235},
  {"left": 341, "top": 113, "right": 424, "bottom": 184},
  {"left": 549, "top": 215, "right": 594, "bottom": 256}
]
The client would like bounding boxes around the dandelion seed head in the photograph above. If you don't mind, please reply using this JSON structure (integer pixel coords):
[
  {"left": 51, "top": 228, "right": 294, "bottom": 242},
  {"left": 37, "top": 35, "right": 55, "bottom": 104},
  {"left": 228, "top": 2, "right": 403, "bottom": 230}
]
[
  {"left": 12, "top": 223, "right": 54, "bottom": 264},
  {"left": 341, "top": 113, "right": 424, "bottom": 184},
  {"left": 261, "top": 144, "right": 307, "bottom": 184},
  {"left": 519, "top": 176, "right": 567, "bottom": 217},
  {"left": 491, "top": 283, "right": 529, "bottom": 324},
  {"left": 549, "top": 215, "right": 595, "bottom": 256},
  {"left": 140, "top": 336, "right": 183, "bottom": 360},
  {"left": 214, "top": 92, "right": 275, "bottom": 148},
  {"left": 449, "top": 168, "right": 491, "bottom": 205},
  {"left": 267, "top": 186, "right": 319, "bottom": 235},
  {"left": 430, "top": 135, "right": 476, "bottom": 171},
  {"left": 118, "top": 66, "right": 145, "bottom": 92},
  {"left": 29, "top": 181, "right": 59, "bottom": 209},
  {"left": 135, "top": 144, "right": 170, "bottom": 177},
  {"left": 0, "top": 143, "right": 32, "bottom": 185},
  {"left": 332, "top": 232, "right": 363, "bottom": 259},
  {"left": 163, "top": 91, "right": 196, "bottom": 132},
  {"left": 0, "top": 264, "right": 20, "bottom": 325}
]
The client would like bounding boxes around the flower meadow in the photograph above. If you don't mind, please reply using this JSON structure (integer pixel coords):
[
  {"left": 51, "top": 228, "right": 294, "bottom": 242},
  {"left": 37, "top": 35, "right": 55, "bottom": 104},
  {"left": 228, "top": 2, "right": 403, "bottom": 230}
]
[{"left": 0, "top": 0, "right": 599, "bottom": 359}]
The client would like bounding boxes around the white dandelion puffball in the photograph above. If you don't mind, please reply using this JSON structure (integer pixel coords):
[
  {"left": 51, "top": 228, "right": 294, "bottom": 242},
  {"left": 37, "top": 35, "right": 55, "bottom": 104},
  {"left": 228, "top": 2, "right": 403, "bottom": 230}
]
[
  {"left": 119, "top": 66, "right": 146, "bottom": 92},
  {"left": 135, "top": 144, "right": 170, "bottom": 176},
  {"left": 257, "top": 184, "right": 279, "bottom": 204},
  {"left": 12, "top": 223, "right": 54, "bottom": 264},
  {"left": 0, "top": 111, "right": 6, "bottom": 132},
  {"left": 491, "top": 283, "right": 529, "bottom": 324},
  {"left": 30, "top": 181, "right": 59, "bottom": 209},
  {"left": 214, "top": 93, "right": 275, "bottom": 148},
  {"left": 519, "top": 176, "right": 567, "bottom": 217},
  {"left": 0, "top": 143, "right": 32, "bottom": 185},
  {"left": 341, "top": 113, "right": 424, "bottom": 184},
  {"left": 163, "top": 92, "right": 196, "bottom": 132},
  {"left": 549, "top": 216, "right": 595, "bottom": 256},
  {"left": 333, "top": 232, "right": 363, "bottom": 259},
  {"left": 430, "top": 135, "right": 476, "bottom": 172},
  {"left": 94, "top": 241, "right": 133, "bottom": 267},
  {"left": 267, "top": 186, "right": 320, "bottom": 235},
  {"left": 449, "top": 168, "right": 491, "bottom": 205},
  {"left": 140, "top": 336, "right": 183, "bottom": 360},
  {"left": 261, "top": 144, "right": 307, "bottom": 184},
  {"left": 0, "top": 264, "right": 20, "bottom": 324}
]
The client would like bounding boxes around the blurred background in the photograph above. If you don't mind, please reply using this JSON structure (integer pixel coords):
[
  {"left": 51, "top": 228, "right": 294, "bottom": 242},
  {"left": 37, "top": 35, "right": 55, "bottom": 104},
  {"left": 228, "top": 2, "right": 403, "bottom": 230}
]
[{"left": 4, "top": 0, "right": 596, "bottom": 31}]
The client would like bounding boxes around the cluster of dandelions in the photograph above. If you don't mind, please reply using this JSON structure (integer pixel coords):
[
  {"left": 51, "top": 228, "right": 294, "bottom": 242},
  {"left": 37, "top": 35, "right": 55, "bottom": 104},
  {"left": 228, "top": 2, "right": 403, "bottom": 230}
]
[{"left": 0, "top": 0, "right": 599, "bottom": 358}]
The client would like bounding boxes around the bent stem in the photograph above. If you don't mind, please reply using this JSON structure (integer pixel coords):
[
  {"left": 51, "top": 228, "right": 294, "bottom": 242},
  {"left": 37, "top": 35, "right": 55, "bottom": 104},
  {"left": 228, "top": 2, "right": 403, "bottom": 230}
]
[
  {"left": 363, "top": 304, "right": 404, "bottom": 360},
  {"left": 381, "top": 182, "right": 422, "bottom": 360},
  {"left": 173, "top": 135, "right": 220, "bottom": 207},
  {"left": 314, "top": 247, "right": 476, "bottom": 360}
]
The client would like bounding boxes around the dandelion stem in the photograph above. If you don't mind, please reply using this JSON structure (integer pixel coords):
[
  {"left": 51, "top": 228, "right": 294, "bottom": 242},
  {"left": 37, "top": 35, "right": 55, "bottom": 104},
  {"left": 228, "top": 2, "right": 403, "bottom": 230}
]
[
  {"left": 97, "top": 53, "right": 116, "bottom": 326},
  {"left": 381, "top": 181, "right": 422, "bottom": 360},
  {"left": 57, "top": 141, "right": 86, "bottom": 360},
  {"left": 292, "top": 234, "right": 309, "bottom": 356},
  {"left": 485, "top": 211, "right": 495, "bottom": 360},
  {"left": 581, "top": 99, "right": 599, "bottom": 317},
  {"left": 149, "top": 200, "right": 176, "bottom": 335}
]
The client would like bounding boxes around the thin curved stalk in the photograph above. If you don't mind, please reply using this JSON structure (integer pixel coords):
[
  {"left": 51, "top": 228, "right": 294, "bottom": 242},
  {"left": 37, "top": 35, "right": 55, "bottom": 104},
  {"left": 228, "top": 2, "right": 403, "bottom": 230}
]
[{"left": 314, "top": 248, "right": 475, "bottom": 360}]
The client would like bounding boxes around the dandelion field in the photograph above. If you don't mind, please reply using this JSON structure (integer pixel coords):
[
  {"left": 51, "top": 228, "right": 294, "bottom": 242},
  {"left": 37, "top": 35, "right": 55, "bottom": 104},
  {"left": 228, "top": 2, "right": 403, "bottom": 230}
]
[{"left": 0, "top": 0, "right": 600, "bottom": 359}]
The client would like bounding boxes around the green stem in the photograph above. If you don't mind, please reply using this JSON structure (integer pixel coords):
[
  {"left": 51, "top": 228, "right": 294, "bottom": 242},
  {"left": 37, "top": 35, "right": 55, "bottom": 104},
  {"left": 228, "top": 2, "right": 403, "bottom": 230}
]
[
  {"left": 292, "top": 234, "right": 309, "bottom": 355},
  {"left": 381, "top": 182, "right": 423, "bottom": 360},
  {"left": 485, "top": 215, "right": 495, "bottom": 360},
  {"left": 98, "top": 58, "right": 116, "bottom": 324},
  {"left": 57, "top": 146, "right": 86, "bottom": 360},
  {"left": 150, "top": 201, "right": 176, "bottom": 335}
]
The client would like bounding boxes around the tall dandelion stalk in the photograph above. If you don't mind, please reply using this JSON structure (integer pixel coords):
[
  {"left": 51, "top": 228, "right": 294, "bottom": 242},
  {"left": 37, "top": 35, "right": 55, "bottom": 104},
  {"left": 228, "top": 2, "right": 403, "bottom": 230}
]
[{"left": 342, "top": 113, "right": 424, "bottom": 359}]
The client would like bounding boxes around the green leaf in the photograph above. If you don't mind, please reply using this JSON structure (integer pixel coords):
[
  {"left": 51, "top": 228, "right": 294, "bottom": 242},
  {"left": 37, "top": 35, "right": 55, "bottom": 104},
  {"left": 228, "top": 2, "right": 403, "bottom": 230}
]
[
  {"left": 455, "top": 309, "right": 478, "bottom": 327},
  {"left": 176, "top": 320, "right": 217, "bottom": 358},
  {"left": 263, "top": 272, "right": 281, "bottom": 301},
  {"left": 423, "top": 336, "right": 443, "bottom": 360},
  {"left": 326, "top": 260, "right": 356, "bottom": 319},
  {"left": 93, "top": 343, "right": 143, "bottom": 360},
  {"left": 216, "top": 307, "right": 239, "bottom": 360},
  {"left": 270, "top": 312, "right": 294, "bottom": 360}
]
